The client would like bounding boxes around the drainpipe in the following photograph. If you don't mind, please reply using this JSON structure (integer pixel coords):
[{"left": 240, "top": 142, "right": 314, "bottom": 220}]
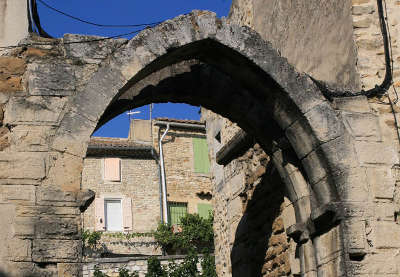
[{"left": 159, "top": 124, "right": 170, "bottom": 224}]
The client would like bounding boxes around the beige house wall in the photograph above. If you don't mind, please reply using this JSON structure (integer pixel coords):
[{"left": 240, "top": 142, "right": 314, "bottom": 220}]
[
  {"left": 152, "top": 123, "right": 213, "bottom": 215},
  {"left": 81, "top": 120, "right": 213, "bottom": 256}
]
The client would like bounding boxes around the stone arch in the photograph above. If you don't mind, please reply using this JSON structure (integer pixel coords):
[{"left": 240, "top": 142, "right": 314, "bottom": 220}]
[{"left": 50, "top": 11, "right": 359, "bottom": 275}]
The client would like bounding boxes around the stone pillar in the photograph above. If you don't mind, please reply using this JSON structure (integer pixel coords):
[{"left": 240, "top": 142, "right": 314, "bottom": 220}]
[{"left": 0, "top": 0, "right": 29, "bottom": 48}]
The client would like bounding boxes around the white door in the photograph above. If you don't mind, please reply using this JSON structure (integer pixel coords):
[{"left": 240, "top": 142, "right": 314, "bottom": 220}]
[{"left": 105, "top": 199, "right": 122, "bottom": 231}]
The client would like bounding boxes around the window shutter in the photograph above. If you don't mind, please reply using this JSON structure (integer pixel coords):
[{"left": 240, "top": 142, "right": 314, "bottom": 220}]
[
  {"left": 104, "top": 158, "right": 121, "bottom": 181},
  {"left": 95, "top": 198, "right": 105, "bottom": 231},
  {"left": 193, "top": 138, "right": 210, "bottom": 174},
  {"left": 198, "top": 203, "right": 213, "bottom": 219},
  {"left": 122, "top": 197, "right": 133, "bottom": 231}
]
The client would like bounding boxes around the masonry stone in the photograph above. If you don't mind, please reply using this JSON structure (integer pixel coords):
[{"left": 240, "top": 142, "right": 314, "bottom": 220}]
[{"left": 0, "top": 2, "right": 400, "bottom": 276}]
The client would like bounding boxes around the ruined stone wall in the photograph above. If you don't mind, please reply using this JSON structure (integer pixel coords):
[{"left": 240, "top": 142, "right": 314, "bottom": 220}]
[
  {"left": 152, "top": 124, "right": 213, "bottom": 214},
  {"left": 202, "top": 109, "right": 298, "bottom": 276},
  {"left": 224, "top": 1, "right": 400, "bottom": 275},
  {"left": 0, "top": 35, "right": 126, "bottom": 276},
  {"left": 229, "top": 0, "right": 360, "bottom": 90}
]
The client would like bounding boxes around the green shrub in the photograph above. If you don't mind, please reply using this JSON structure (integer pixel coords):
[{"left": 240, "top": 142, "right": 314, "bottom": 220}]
[
  {"left": 93, "top": 265, "right": 109, "bottom": 277},
  {"left": 82, "top": 230, "right": 102, "bottom": 248},
  {"left": 118, "top": 266, "right": 139, "bottom": 277},
  {"left": 201, "top": 253, "right": 217, "bottom": 277},
  {"left": 145, "top": 257, "right": 167, "bottom": 277},
  {"left": 153, "top": 213, "right": 214, "bottom": 254}
]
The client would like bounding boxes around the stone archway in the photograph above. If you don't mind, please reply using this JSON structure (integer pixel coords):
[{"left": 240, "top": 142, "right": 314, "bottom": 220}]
[{"left": 1, "top": 10, "right": 366, "bottom": 277}]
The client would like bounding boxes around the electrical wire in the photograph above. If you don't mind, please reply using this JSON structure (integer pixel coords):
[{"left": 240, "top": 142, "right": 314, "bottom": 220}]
[
  {"left": 36, "top": 0, "right": 163, "bottom": 28},
  {"left": 0, "top": 28, "right": 144, "bottom": 50},
  {"left": 312, "top": 0, "right": 395, "bottom": 100}
]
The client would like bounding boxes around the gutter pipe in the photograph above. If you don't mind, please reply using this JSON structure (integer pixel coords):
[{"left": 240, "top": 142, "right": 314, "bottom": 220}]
[{"left": 159, "top": 124, "right": 170, "bottom": 224}]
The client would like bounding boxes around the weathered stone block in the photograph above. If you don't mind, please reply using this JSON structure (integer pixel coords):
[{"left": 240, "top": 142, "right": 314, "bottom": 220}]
[
  {"left": 8, "top": 238, "right": 32, "bottom": 261},
  {"left": 285, "top": 117, "right": 318, "bottom": 159},
  {"left": 373, "top": 222, "right": 400, "bottom": 248},
  {"left": 43, "top": 152, "right": 84, "bottom": 191},
  {"left": 13, "top": 217, "right": 35, "bottom": 237},
  {"left": 71, "top": 66, "right": 125, "bottom": 122},
  {"left": 353, "top": 17, "right": 371, "bottom": 28},
  {"left": 341, "top": 112, "right": 381, "bottom": 141},
  {"left": 32, "top": 239, "right": 81, "bottom": 262},
  {"left": 0, "top": 152, "right": 46, "bottom": 180},
  {"left": 352, "top": 5, "right": 375, "bottom": 15},
  {"left": 27, "top": 63, "right": 75, "bottom": 96},
  {"left": 16, "top": 206, "right": 79, "bottom": 217},
  {"left": 0, "top": 126, "right": 10, "bottom": 151},
  {"left": 58, "top": 263, "right": 82, "bottom": 277},
  {"left": 344, "top": 220, "right": 366, "bottom": 251},
  {"left": 313, "top": 225, "right": 342, "bottom": 266},
  {"left": 35, "top": 217, "right": 80, "bottom": 239},
  {"left": 301, "top": 150, "right": 327, "bottom": 185},
  {"left": 64, "top": 34, "right": 127, "bottom": 64},
  {"left": 375, "top": 202, "right": 395, "bottom": 221},
  {"left": 355, "top": 141, "right": 399, "bottom": 165},
  {"left": 332, "top": 167, "right": 369, "bottom": 202},
  {"left": 0, "top": 57, "right": 26, "bottom": 75},
  {"left": 0, "top": 185, "right": 36, "bottom": 204},
  {"left": 36, "top": 188, "right": 77, "bottom": 206},
  {"left": 227, "top": 195, "right": 242, "bottom": 222},
  {"left": 0, "top": 76, "right": 23, "bottom": 92},
  {"left": 9, "top": 125, "right": 55, "bottom": 152},
  {"left": 366, "top": 167, "right": 395, "bottom": 199},
  {"left": 4, "top": 96, "right": 67, "bottom": 125},
  {"left": 51, "top": 111, "right": 96, "bottom": 157},
  {"left": 304, "top": 101, "right": 345, "bottom": 143},
  {"left": 228, "top": 172, "right": 245, "bottom": 197}
]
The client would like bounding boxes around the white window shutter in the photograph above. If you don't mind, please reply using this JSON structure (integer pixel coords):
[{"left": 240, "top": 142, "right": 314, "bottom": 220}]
[
  {"left": 104, "top": 158, "right": 121, "bottom": 181},
  {"left": 95, "top": 198, "right": 105, "bottom": 231},
  {"left": 122, "top": 197, "right": 133, "bottom": 231}
]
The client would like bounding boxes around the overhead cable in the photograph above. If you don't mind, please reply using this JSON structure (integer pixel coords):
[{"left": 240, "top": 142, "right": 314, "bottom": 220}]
[
  {"left": 36, "top": 0, "right": 163, "bottom": 28},
  {"left": 0, "top": 28, "right": 144, "bottom": 50},
  {"left": 311, "top": 0, "right": 395, "bottom": 100}
]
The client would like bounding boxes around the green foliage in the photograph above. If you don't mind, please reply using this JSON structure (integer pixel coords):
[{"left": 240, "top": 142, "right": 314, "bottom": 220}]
[
  {"left": 118, "top": 266, "right": 139, "bottom": 277},
  {"left": 153, "top": 213, "right": 214, "bottom": 254},
  {"left": 82, "top": 230, "right": 102, "bottom": 248},
  {"left": 200, "top": 253, "right": 217, "bottom": 277},
  {"left": 145, "top": 253, "right": 216, "bottom": 277},
  {"left": 104, "top": 232, "right": 154, "bottom": 239},
  {"left": 93, "top": 266, "right": 109, "bottom": 277},
  {"left": 168, "top": 253, "right": 199, "bottom": 277},
  {"left": 145, "top": 257, "right": 168, "bottom": 277}
]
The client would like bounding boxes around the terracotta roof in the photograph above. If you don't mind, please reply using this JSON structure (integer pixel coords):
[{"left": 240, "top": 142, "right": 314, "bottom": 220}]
[{"left": 155, "top": 118, "right": 205, "bottom": 125}]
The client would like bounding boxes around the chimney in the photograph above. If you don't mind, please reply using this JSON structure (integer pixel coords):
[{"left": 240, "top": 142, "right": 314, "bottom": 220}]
[
  {"left": 0, "top": 0, "right": 31, "bottom": 49},
  {"left": 128, "top": 119, "right": 152, "bottom": 142}
]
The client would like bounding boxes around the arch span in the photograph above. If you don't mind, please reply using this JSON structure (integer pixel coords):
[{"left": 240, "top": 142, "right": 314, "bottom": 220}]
[{"left": 49, "top": 11, "right": 360, "bottom": 276}]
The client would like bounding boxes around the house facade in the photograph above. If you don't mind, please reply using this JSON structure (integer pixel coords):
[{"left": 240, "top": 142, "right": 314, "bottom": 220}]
[{"left": 81, "top": 118, "right": 213, "bottom": 256}]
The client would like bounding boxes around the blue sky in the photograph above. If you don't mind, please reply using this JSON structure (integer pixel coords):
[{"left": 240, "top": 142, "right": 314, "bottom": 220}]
[{"left": 37, "top": 0, "right": 232, "bottom": 137}]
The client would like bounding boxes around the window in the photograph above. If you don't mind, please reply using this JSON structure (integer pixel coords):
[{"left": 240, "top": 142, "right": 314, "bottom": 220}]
[
  {"left": 105, "top": 199, "right": 123, "bottom": 231},
  {"left": 197, "top": 203, "right": 213, "bottom": 219},
  {"left": 103, "top": 158, "right": 121, "bottom": 182},
  {"left": 192, "top": 137, "right": 210, "bottom": 174},
  {"left": 167, "top": 202, "right": 187, "bottom": 225},
  {"left": 94, "top": 197, "right": 132, "bottom": 231}
]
